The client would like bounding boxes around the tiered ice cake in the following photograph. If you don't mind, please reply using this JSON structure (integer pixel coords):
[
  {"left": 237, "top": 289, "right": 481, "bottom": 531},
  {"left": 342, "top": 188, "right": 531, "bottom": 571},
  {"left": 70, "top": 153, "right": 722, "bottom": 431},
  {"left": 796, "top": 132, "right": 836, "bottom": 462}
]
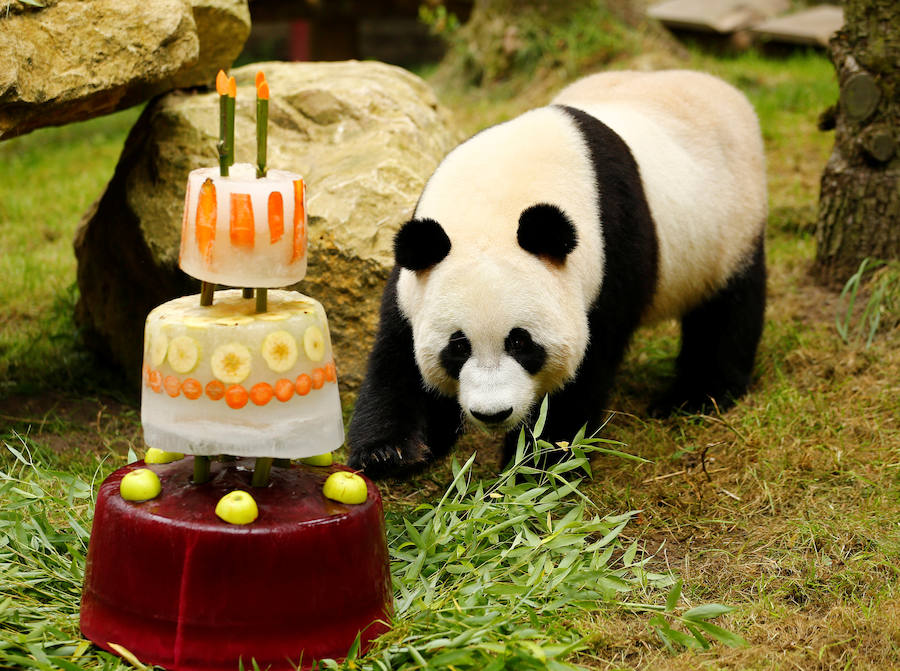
[{"left": 80, "top": 70, "right": 391, "bottom": 671}]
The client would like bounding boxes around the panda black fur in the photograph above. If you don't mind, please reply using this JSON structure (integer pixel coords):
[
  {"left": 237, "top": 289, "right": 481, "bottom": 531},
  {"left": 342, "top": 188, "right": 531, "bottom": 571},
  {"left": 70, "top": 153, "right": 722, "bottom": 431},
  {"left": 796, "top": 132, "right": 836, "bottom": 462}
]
[{"left": 348, "top": 70, "right": 767, "bottom": 478}]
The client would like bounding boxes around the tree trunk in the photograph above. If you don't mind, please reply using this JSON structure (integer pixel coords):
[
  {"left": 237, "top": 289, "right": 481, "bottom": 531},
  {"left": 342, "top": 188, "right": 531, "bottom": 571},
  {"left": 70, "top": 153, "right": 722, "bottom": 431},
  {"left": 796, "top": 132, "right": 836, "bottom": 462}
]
[{"left": 813, "top": 0, "right": 899, "bottom": 287}]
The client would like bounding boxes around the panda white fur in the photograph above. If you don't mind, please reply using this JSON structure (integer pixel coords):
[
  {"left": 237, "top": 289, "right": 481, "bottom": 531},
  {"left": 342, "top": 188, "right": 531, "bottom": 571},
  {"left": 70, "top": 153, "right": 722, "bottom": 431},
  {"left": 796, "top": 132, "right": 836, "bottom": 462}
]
[{"left": 348, "top": 70, "right": 767, "bottom": 478}]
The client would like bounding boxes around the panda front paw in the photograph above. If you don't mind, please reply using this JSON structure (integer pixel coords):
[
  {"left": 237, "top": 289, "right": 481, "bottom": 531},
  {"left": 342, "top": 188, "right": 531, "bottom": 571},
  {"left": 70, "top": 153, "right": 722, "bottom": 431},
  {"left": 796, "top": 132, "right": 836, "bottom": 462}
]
[
  {"left": 347, "top": 436, "right": 434, "bottom": 480},
  {"left": 647, "top": 383, "right": 738, "bottom": 418}
]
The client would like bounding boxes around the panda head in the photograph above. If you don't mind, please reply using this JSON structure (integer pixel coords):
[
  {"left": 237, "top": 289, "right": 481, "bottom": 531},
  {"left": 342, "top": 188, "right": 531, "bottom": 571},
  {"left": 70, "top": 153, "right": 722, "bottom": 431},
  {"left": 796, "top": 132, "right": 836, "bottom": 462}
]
[{"left": 394, "top": 204, "right": 588, "bottom": 432}]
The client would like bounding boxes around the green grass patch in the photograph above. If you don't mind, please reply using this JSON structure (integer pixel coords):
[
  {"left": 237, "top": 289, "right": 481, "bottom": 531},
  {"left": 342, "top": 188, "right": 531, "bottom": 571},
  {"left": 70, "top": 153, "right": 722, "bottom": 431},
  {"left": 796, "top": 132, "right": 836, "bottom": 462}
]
[{"left": 0, "top": 109, "right": 140, "bottom": 398}]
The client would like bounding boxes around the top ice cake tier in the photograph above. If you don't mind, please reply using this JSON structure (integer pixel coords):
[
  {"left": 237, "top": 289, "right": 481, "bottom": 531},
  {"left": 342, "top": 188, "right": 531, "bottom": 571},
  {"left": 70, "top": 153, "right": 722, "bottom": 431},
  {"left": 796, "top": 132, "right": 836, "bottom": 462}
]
[{"left": 179, "top": 164, "right": 307, "bottom": 287}]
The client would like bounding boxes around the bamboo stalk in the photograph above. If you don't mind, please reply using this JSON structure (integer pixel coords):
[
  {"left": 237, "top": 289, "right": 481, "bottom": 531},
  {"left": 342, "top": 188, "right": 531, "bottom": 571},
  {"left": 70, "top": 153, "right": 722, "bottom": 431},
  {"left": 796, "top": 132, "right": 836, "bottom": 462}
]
[
  {"left": 255, "top": 287, "right": 267, "bottom": 313},
  {"left": 242, "top": 288, "right": 254, "bottom": 299},
  {"left": 216, "top": 70, "right": 229, "bottom": 177},
  {"left": 226, "top": 76, "right": 237, "bottom": 168},
  {"left": 256, "top": 74, "right": 269, "bottom": 179},
  {"left": 200, "top": 281, "right": 216, "bottom": 306},
  {"left": 252, "top": 457, "right": 273, "bottom": 487},
  {"left": 193, "top": 455, "right": 211, "bottom": 484}
]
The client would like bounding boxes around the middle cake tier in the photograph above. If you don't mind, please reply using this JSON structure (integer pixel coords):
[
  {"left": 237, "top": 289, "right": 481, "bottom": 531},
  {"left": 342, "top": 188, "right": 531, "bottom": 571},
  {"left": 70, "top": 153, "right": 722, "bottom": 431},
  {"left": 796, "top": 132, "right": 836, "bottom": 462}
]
[{"left": 141, "top": 289, "right": 343, "bottom": 459}]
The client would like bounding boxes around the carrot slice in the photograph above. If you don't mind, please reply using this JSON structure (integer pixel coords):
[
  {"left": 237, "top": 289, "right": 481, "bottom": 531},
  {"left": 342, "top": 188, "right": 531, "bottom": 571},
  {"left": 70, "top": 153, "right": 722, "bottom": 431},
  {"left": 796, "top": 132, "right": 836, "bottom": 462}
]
[
  {"left": 257, "top": 81, "right": 270, "bottom": 100},
  {"left": 230, "top": 192, "right": 255, "bottom": 248},
  {"left": 291, "top": 179, "right": 306, "bottom": 261},
  {"left": 196, "top": 178, "right": 217, "bottom": 265},
  {"left": 216, "top": 70, "right": 228, "bottom": 96},
  {"left": 295, "top": 373, "right": 312, "bottom": 396},
  {"left": 250, "top": 382, "right": 274, "bottom": 406},
  {"left": 206, "top": 380, "right": 225, "bottom": 401},
  {"left": 228, "top": 76, "right": 237, "bottom": 98},
  {"left": 182, "top": 378, "right": 202, "bottom": 399},
  {"left": 324, "top": 360, "right": 336, "bottom": 383},
  {"left": 311, "top": 368, "right": 325, "bottom": 390},
  {"left": 225, "top": 384, "right": 249, "bottom": 409},
  {"left": 164, "top": 375, "right": 181, "bottom": 397},
  {"left": 268, "top": 191, "right": 284, "bottom": 243},
  {"left": 148, "top": 369, "right": 162, "bottom": 393},
  {"left": 255, "top": 70, "right": 266, "bottom": 90},
  {"left": 274, "top": 378, "right": 294, "bottom": 402}
]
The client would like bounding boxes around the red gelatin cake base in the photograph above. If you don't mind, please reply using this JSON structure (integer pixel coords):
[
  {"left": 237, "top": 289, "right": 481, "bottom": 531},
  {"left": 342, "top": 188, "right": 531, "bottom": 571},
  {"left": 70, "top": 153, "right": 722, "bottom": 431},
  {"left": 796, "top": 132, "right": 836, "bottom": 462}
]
[{"left": 80, "top": 458, "right": 391, "bottom": 671}]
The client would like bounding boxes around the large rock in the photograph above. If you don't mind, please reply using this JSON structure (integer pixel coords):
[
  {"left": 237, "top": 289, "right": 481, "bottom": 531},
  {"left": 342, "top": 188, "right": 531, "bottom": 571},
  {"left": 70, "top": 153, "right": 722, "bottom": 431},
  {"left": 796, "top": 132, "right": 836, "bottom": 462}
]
[
  {"left": 0, "top": 0, "right": 250, "bottom": 140},
  {"left": 75, "top": 60, "right": 459, "bottom": 398}
]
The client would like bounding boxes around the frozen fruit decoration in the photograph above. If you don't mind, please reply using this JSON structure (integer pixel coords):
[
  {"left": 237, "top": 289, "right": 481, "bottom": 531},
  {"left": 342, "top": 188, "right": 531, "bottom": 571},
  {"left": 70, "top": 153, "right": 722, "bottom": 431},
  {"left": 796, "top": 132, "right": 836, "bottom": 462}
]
[
  {"left": 262, "top": 330, "right": 298, "bottom": 372},
  {"left": 215, "top": 490, "right": 259, "bottom": 525},
  {"left": 303, "top": 325, "right": 325, "bottom": 362},
  {"left": 166, "top": 335, "right": 199, "bottom": 374},
  {"left": 144, "top": 448, "right": 184, "bottom": 464},
  {"left": 119, "top": 469, "right": 161, "bottom": 502},
  {"left": 300, "top": 452, "right": 333, "bottom": 467},
  {"left": 322, "top": 471, "right": 368, "bottom": 504},
  {"left": 211, "top": 342, "right": 252, "bottom": 384}
]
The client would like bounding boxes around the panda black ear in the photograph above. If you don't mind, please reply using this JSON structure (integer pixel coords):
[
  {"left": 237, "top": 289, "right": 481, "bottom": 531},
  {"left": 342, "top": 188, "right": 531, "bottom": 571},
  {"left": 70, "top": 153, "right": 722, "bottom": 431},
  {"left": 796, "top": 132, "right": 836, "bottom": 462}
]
[
  {"left": 394, "top": 218, "right": 451, "bottom": 272},
  {"left": 517, "top": 204, "right": 578, "bottom": 264}
]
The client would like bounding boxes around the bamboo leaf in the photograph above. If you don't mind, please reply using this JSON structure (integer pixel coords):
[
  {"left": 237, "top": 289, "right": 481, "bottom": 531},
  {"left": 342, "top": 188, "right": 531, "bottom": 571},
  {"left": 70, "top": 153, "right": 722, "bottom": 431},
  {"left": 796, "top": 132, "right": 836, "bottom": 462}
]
[
  {"left": 665, "top": 578, "right": 682, "bottom": 612},
  {"left": 692, "top": 619, "right": 748, "bottom": 648},
  {"left": 533, "top": 395, "right": 549, "bottom": 438},
  {"left": 682, "top": 603, "right": 735, "bottom": 621}
]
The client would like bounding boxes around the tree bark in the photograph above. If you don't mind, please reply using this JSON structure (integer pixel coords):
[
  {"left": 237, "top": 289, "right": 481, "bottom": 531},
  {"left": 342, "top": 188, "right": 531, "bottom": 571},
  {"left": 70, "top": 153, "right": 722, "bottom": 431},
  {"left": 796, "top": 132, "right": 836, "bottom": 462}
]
[{"left": 813, "top": 0, "right": 899, "bottom": 286}]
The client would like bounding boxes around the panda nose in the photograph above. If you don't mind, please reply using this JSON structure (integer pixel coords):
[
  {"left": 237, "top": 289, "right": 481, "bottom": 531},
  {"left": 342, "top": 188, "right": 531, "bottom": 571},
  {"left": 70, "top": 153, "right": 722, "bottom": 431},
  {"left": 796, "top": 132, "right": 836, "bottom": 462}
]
[{"left": 471, "top": 407, "right": 513, "bottom": 425}]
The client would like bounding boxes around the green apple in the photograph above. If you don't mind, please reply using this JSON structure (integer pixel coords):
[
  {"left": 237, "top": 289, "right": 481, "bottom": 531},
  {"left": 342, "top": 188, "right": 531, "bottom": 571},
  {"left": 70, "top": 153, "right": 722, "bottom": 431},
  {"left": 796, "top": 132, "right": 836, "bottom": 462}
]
[
  {"left": 215, "top": 490, "right": 259, "bottom": 525},
  {"left": 322, "top": 471, "right": 367, "bottom": 505},
  {"left": 120, "top": 468, "right": 162, "bottom": 502},
  {"left": 300, "top": 452, "right": 333, "bottom": 467},
  {"left": 144, "top": 447, "right": 185, "bottom": 464}
]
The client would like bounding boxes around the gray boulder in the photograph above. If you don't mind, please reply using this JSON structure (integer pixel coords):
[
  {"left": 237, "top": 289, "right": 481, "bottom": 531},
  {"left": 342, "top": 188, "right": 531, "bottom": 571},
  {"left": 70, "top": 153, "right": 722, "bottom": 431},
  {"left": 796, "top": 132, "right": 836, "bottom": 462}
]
[
  {"left": 0, "top": 0, "right": 250, "bottom": 140},
  {"left": 75, "top": 60, "right": 459, "bottom": 397}
]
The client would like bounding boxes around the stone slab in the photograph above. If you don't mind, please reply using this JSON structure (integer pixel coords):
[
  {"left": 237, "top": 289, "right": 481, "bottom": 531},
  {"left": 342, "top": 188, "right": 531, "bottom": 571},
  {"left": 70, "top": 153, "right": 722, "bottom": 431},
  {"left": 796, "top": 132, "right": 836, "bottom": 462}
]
[
  {"left": 647, "top": 0, "right": 789, "bottom": 33},
  {"left": 750, "top": 5, "right": 844, "bottom": 46}
]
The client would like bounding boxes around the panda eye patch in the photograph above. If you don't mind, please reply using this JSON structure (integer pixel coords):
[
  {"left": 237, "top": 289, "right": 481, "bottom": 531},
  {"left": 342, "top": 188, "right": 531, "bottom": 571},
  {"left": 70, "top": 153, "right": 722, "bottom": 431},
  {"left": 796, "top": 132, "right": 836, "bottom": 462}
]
[
  {"left": 505, "top": 327, "right": 546, "bottom": 375},
  {"left": 440, "top": 330, "right": 471, "bottom": 379}
]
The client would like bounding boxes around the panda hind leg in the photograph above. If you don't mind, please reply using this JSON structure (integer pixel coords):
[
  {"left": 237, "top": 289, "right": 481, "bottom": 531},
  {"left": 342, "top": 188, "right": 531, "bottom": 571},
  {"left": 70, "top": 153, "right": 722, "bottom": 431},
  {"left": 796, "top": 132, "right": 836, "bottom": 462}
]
[{"left": 650, "top": 236, "right": 766, "bottom": 417}]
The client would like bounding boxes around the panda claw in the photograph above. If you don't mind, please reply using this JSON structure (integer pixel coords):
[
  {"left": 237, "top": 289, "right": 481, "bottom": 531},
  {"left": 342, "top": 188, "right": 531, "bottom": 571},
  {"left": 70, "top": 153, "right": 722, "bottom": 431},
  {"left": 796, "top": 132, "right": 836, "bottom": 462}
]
[{"left": 347, "top": 438, "right": 434, "bottom": 480}]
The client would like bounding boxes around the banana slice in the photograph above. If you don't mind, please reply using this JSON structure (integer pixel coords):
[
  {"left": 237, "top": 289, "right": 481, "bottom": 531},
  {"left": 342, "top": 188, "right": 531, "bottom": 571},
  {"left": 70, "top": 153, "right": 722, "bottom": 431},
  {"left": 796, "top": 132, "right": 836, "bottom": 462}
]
[
  {"left": 256, "top": 311, "right": 291, "bottom": 322},
  {"left": 215, "top": 316, "right": 256, "bottom": 327},
  {"left": 262, "top": 330, "right": 299, "bottom": 372},
  {"left": 150, "top": 330, "right": 169, "bottom": 367},
  {"left": 167, "top": 335, "right": 200, "bottom": 374},
  {"left": 183, "top": 317, "right": 213, "bottom": 329},
  {"left": 303, "top": 325, "right": 325, "bottom": 362},
  {"left": 211, "top": 342, "right": 252, "bottom": 383},
  {"left": 287, "top": 299, "right": 316, "bottom": 311}
]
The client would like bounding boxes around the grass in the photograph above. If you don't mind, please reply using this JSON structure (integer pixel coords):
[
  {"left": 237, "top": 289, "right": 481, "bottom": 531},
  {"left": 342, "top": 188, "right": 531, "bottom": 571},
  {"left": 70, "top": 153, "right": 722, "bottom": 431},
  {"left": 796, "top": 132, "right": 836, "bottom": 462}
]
[
  {"left": 0, "top": 108, "right": 142, "bottom": 397},
  {"left": 2, "top": 39, "right": 900, "bottom": 671}
]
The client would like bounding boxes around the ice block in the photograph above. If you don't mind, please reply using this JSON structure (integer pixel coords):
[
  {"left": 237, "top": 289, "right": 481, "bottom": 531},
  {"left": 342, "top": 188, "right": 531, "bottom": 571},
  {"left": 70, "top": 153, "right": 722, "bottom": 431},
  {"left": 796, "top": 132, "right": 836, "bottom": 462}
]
[
  {"left": 141, "top": 289, "right": 343, "bottom": 458},
  {"left": 81, "top": 458, "right": 392, "bottom": 671},
  {"left": 179, "top": 163, "right": 307, "bottom": 287}
]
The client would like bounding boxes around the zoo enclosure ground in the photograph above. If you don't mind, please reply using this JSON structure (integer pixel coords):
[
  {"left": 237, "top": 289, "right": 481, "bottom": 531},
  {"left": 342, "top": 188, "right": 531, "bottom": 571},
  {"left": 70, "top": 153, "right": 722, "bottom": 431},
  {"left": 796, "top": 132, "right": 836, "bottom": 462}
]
[{"left": 1, "top": 46, "right": 899, "bottom": 670}]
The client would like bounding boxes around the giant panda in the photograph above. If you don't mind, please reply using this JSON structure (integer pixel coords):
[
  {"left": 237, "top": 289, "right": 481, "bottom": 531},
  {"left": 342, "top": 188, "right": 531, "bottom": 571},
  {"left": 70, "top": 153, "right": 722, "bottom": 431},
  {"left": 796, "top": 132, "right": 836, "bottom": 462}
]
[{"left": 347, "top": 70, "right": 767, "bottom": 478}]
